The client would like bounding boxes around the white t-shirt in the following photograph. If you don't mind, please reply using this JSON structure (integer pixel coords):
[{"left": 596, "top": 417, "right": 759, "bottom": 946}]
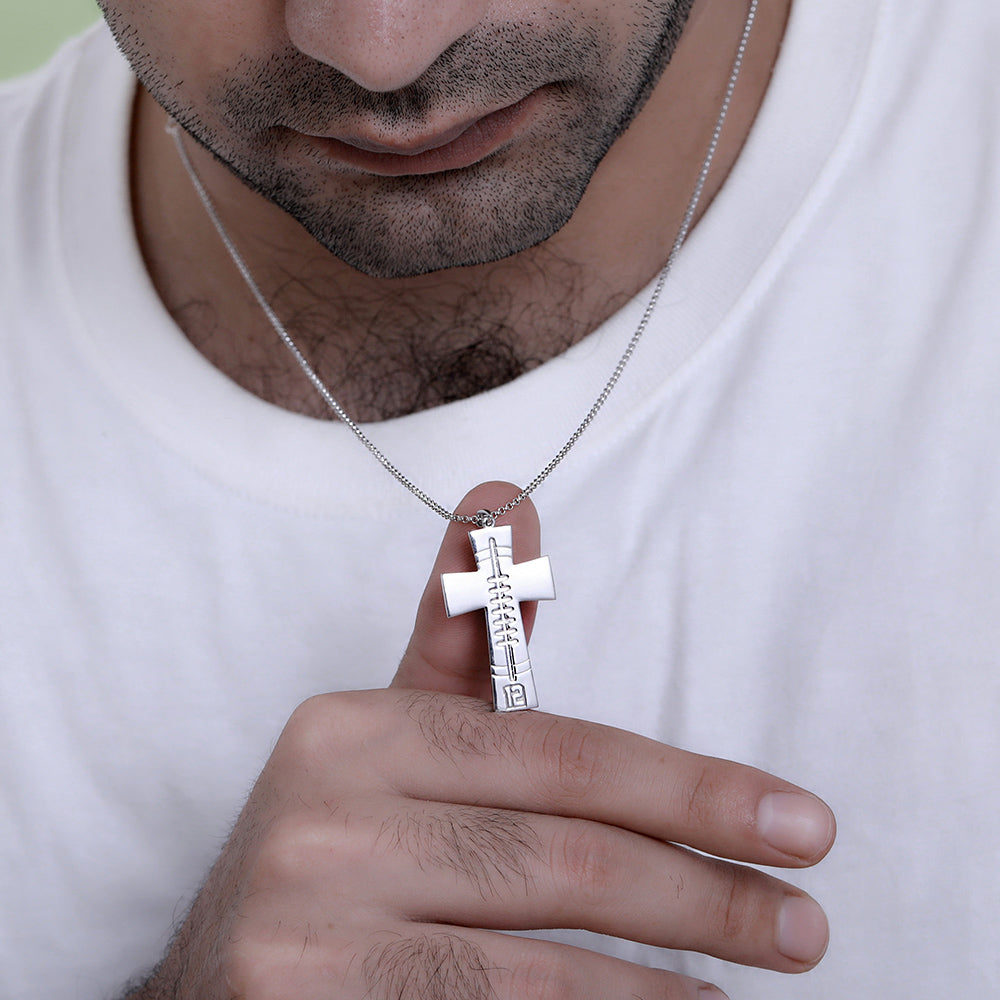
[{"left": 2, "top": 1, "right": 998, "bottom": 997}]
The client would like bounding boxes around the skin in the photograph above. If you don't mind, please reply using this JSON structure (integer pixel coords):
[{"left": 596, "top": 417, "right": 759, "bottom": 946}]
[
  {"left": 95, "top": 3, "right": 837, "bottom": 997},
  {"left": 118, "top": 0, "right": 793, "bottom": 420},
  {"left": 122, "top": 490, "right": 835, "bottom": 1000}
]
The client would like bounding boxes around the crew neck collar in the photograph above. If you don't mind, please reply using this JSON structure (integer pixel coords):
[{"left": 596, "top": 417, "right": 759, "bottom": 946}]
[{"left": 60, "top": 1, "right": 882, "bottom": 519}]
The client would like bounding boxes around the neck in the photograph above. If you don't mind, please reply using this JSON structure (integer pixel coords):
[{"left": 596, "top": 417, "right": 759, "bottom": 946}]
[{"left": 131, "top": 0, "right": 790, "bottom": 422}]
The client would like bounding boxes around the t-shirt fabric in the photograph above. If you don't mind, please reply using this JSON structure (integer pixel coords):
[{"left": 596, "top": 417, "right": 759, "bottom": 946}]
[{"left": 2, "top": 1, "right": 998, "bottom": 996}]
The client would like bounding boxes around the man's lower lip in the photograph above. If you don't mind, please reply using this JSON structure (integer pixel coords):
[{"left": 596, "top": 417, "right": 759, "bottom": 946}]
[{"left": 298, "top": 91, "right": 545, "bottom": 177}]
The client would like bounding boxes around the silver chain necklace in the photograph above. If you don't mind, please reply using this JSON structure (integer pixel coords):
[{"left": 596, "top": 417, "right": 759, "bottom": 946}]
[
  {"left": 171, "top": 0, "right": 757, "bottom": 530},
  {"left": 171, "top": 1, "right": 757, "bottom": 711}
]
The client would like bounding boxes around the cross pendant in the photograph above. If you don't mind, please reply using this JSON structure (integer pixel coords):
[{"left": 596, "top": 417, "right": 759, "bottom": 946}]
[{"left": 441, "top": 522, "right": 556, "bottom": 712}]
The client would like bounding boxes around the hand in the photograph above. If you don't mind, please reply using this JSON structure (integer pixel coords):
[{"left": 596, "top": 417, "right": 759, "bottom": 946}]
[{"left": 131, "top": 484, "right": 835, "bottom": 1000}]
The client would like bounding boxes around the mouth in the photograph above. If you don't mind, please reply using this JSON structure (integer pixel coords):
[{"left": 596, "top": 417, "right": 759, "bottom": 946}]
[{"left": 294, "top": 88, "right": 549, "bottom": 176}]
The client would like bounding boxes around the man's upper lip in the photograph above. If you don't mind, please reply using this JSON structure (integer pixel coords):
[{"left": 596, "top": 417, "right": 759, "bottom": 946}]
[{"left": 300, "top": 98, "right": 524, "bottom": 157}]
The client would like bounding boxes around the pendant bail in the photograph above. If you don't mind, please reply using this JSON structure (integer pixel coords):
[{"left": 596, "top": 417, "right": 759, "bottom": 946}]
[{"left": 474, "top": 509, "right": 497, "bottom": 529}]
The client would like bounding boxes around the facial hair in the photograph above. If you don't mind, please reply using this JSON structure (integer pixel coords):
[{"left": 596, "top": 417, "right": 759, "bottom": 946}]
[{"left": 102, "top": 2, "right": 696, "bottom": 278}]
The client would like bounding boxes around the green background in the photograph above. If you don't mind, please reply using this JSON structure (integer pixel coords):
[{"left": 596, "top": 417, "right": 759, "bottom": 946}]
[{"left": 1, "top": 0, "right": 100, "bottom": 80}]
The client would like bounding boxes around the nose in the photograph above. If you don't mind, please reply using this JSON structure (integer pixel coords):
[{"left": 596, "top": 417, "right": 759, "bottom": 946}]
[{"left": 284, "top": 0, "right": 492, "bottom": 93}]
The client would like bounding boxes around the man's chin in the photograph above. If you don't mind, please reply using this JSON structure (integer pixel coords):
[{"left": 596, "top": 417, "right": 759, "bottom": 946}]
[
  {"left": 310, "top": 232, "right": 554, "bottom": 281},
  {"left": 281, "top": 193, "right": 581, "bottom": 280}
]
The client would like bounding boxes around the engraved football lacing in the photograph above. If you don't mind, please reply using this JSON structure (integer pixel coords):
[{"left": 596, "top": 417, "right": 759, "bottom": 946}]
[{"left": 486, "top": 537, "right": 521, "bottom": 671}]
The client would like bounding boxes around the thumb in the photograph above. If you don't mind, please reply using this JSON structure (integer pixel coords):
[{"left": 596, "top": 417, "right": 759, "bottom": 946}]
[{"left": 390, "top": 481, "right": 543, "bottom": 702}]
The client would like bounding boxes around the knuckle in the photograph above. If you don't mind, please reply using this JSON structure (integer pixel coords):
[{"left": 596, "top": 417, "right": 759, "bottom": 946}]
[
  {"left": 678, "top": 763, "right": 727, "bottom": 828},
  {"left": 280, "top": 690, "right": 378, "bottom": 766},
  {"left": 253, "top": 811, "right": 358, "bottom": 888},
  {"left": 535, "top": 720, "right": 605, "bottom": 802},
  {"left": 510, "top": 950, "right": 580, "bottom": 1000},
  {"left": 280, "top": 693, "right": 339, "bottom": 763},
  {"left": 225, "top": 936, "right": 276, "bottom": 1000},
  {"left": 224, "top": 925, "right": 352, "bottom": 1000},
  {"left": 709, "top": 862, "right": 759, "bottom": 944},
  {"left": 554, "top": 824, "right": 622, "bottom": 905},
  {"left": 252, "top": 813, "right": 321, "bottom": 884}
]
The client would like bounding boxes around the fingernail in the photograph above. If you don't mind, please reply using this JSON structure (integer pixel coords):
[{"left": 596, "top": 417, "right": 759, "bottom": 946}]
[
  {"left": 776, "top": 895, "right": 829, "bottom": 965},
  {"left": 757, "top": 791, "right": 835, "bottom": 860}
]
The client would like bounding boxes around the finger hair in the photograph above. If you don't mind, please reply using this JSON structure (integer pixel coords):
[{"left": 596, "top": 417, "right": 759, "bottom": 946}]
[
  {"left": 377, "top": 806, "right": 541, "bottom": 901},
  {"left": 404, "top": 693, "right": 522, "bottom": 763},
  {"left": 363, "top": 932, "right": 498, "bottom": 1000}
]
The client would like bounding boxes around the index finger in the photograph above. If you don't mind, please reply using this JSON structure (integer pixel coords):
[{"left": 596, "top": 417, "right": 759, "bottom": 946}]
[
  {"left": 377, "top": 691, "right": 836, "bottom": 868},
  {"left": 393, "top": 481, "right": 543, "bottom": 703}
]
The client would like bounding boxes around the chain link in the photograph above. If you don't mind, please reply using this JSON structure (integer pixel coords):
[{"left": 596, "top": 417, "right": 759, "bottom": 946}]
[{"left": 172, "top": 0, "right": 758, "bottom": 525}]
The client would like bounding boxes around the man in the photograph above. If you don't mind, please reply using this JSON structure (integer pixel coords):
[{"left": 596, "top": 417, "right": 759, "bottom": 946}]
[{"left": 1, "top": 0, "right": 997, "bottom": 997}]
